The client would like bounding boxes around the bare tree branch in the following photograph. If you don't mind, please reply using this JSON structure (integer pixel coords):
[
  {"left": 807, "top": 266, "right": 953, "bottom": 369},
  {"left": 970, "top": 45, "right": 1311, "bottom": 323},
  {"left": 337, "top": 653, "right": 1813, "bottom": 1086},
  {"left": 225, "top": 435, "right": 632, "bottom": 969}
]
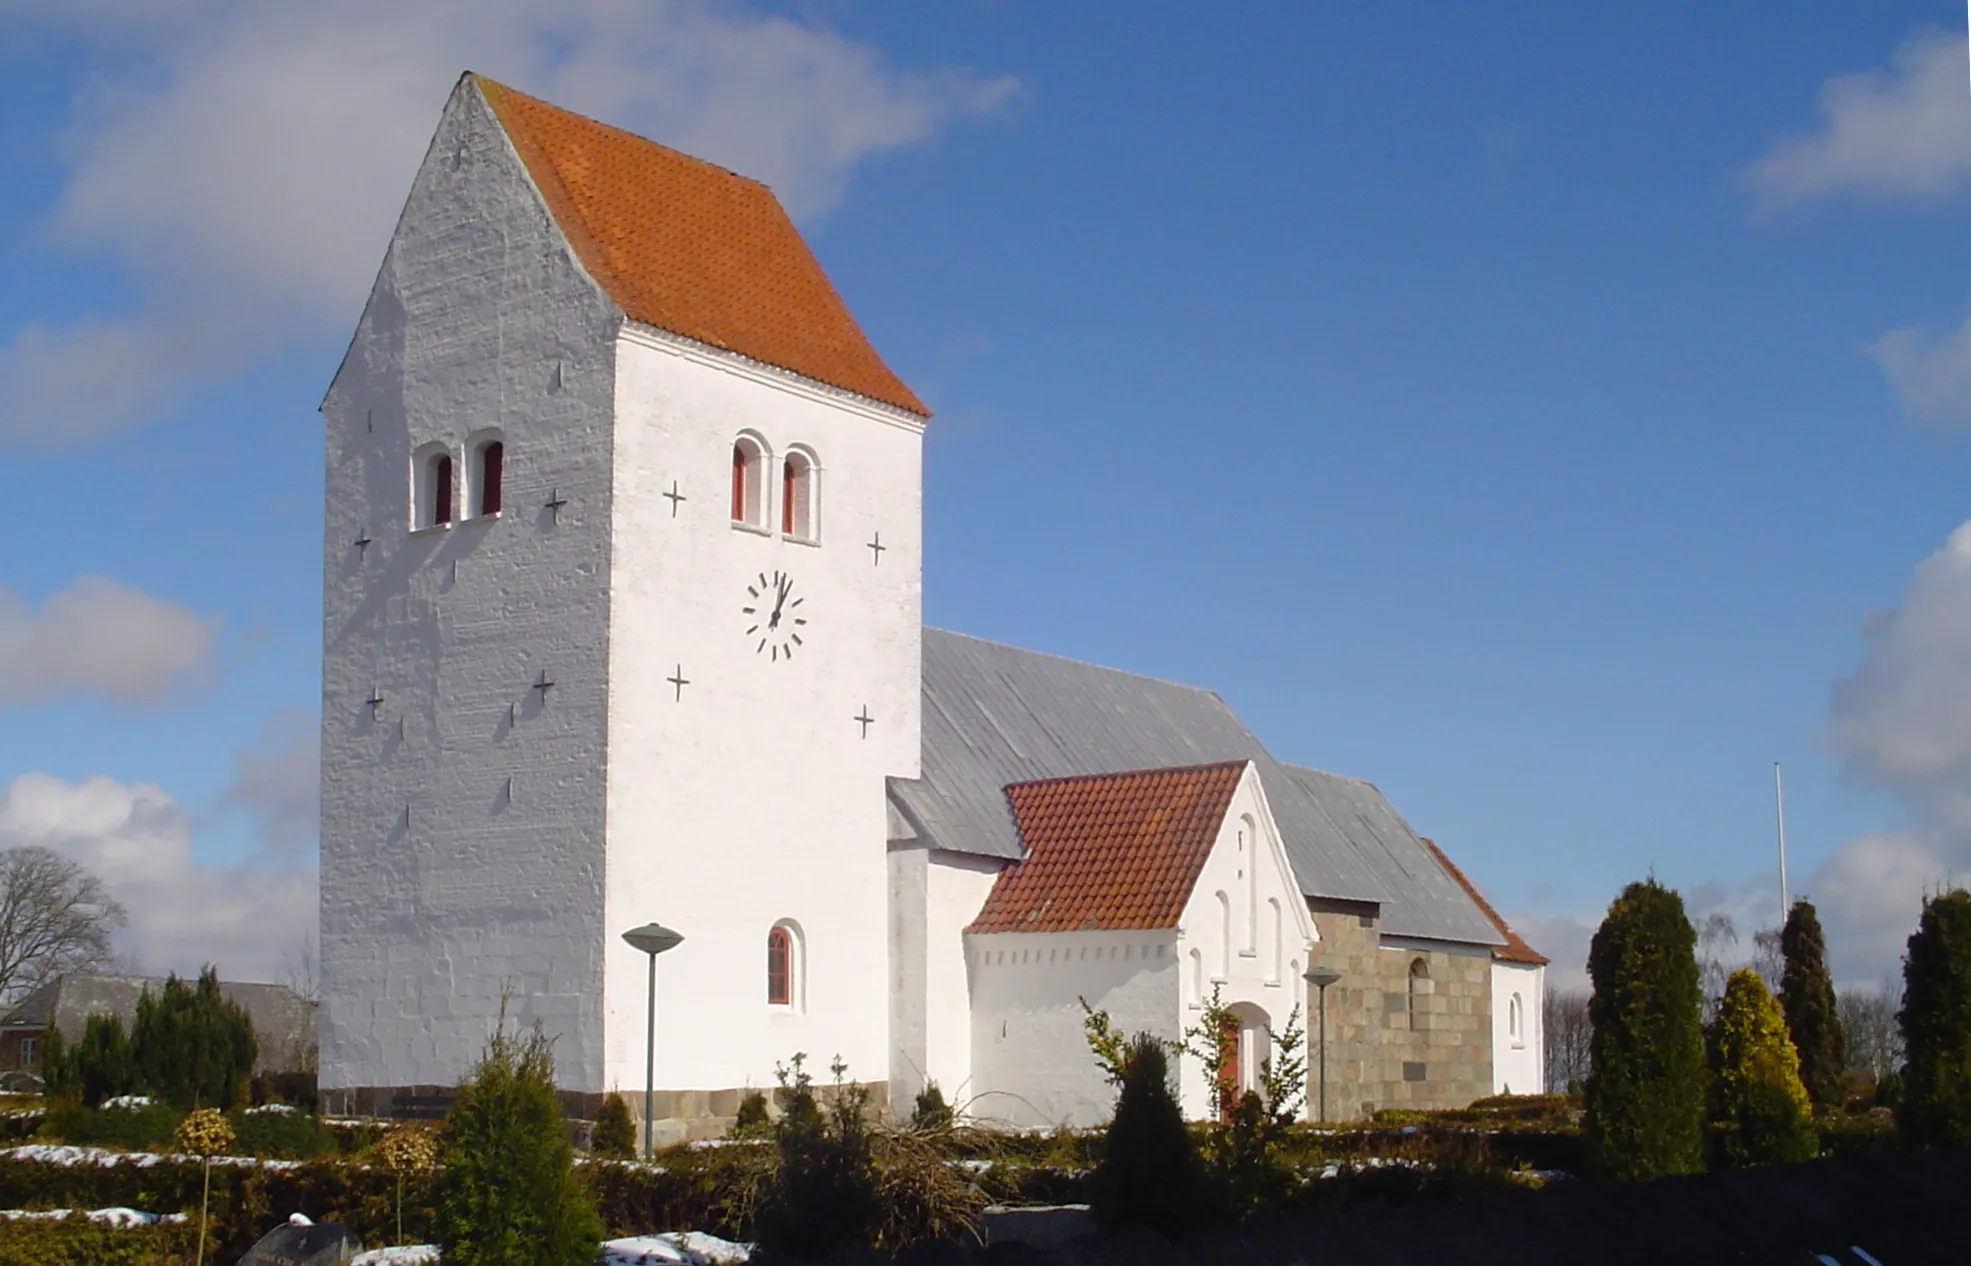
[{"left": 0, "top": 846, "right": 127, "bottom": 1005}]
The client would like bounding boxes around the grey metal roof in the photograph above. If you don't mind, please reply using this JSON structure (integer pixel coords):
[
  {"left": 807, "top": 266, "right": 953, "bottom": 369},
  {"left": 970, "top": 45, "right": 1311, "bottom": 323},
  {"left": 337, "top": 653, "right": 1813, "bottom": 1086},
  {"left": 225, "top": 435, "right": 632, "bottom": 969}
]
[
  {"left": 890, "top": 629, "right": 1503, "bottom": 947},
  {"left": 0, "top": 973, "right": 316, "bottom": 1073}
]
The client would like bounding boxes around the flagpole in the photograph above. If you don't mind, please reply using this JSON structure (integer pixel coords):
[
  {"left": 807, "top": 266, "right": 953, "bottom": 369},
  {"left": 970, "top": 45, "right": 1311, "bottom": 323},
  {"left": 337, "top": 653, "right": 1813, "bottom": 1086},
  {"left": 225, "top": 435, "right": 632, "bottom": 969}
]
[{"left": 1773, "top": 762, "right": 1789, "bottom": 927}]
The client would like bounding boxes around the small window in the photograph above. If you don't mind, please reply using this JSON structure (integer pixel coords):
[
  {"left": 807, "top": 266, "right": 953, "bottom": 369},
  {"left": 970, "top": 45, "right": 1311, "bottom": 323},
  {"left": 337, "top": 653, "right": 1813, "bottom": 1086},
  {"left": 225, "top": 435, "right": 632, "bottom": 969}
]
[
  {"left": 19, "top": 1036, "right": 37, "bottom": 1070},
  {"left": 731, "top": 436, "right": 766, "bottom": 527},
  {"left": 1509, "top": 992, "right": 1525, "bottom": 1048},
  {"left": 781, "top": 448, "right": 817, "bottom": 540},
  {"left": 1216, "top": 890, "right": 1232, "bottom": 978},
  {"left": 412, "top": 444, "right": 455, "bottom": 530},
  {"left": 1407, "top": 957, "right": 1429, "bottom": 1032},
  {"left": 1189, "top": 948, "right": 1204, "bottom": 1006},
  {"left": 1240, "top": 815, "right": 1258, "bottom": 955},
  {"left": 1267, "top": 898, "right": 1283, "bottom": 984},
  {"left": 766, "top": 920, "right": 803, "bottom": 1010},
  {"left": 466, "top": 434, "right": 504, "bottom": 517}
]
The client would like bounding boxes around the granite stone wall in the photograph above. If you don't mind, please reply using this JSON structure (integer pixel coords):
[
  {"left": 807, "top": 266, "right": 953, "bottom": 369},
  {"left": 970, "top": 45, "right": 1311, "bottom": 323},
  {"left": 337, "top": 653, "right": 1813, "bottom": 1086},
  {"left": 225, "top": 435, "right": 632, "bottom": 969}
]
[{"left": 1303, "top": 899, "right": 1492, "bottom": 1120}]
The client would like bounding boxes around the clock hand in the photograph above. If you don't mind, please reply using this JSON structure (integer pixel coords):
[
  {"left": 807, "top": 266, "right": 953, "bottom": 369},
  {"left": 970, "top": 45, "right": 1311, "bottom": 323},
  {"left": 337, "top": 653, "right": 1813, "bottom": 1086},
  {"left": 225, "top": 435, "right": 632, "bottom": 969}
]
[{"left": 769, "top": 583, "right": 788, "bottom": 628}]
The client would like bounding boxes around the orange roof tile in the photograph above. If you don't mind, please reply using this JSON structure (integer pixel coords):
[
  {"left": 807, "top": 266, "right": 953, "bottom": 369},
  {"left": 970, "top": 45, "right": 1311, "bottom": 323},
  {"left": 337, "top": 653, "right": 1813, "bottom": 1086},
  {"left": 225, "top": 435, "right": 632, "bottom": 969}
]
[
  {"left": 474, "top": 75, "right": 928, "bottom": 417},
  {"left": 1419, "top": 838, "right": 1549, "bottom": 965},
  {"left": 967, "top": 762, "right": 1249, "bottom": 935}
]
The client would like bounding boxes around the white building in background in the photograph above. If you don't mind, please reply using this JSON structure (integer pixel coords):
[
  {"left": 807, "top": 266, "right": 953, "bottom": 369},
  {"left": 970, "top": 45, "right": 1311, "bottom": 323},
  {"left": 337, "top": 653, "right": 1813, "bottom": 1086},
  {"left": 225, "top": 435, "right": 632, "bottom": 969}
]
[{"left": 318, "top": 73, "right": 1545, "bottom": 1134}]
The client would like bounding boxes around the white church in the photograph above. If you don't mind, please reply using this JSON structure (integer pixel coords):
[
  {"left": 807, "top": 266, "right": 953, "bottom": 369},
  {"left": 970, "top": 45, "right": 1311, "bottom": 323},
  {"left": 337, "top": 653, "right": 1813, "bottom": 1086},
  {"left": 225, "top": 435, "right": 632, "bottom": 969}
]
[{"left": 318, "top": 75, "right": 1546, "bottom": 1136}]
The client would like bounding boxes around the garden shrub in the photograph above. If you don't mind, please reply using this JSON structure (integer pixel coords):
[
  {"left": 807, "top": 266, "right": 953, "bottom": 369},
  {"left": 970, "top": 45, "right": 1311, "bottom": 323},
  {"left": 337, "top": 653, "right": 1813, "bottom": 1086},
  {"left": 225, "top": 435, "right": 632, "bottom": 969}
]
[
  {"left": 1086, "top": 1032, "right": 1206, "bottom": 1236},
  {"left": 728, "top": 1090, "right": 771, "bottom": 1139},
  {"left": 752, "top": 1053, "right": 879, "bottom": 1257},
  {"left": 0, "top": 1216, "right": 194, "bottom": 1265},
  {"left": 1778, "top": 900, "right": 1846, "bottom": 1111},
  {"left": 132, "top": 969, "right": 258, "bottom": 1111},
  {"left": 1584, "top": 878, "right": 1707, "bottom": 1180},
  {"left": 910, "top": 1080, "right": 954, "bottom": 1132},
  {"left": 1897, "top": 888, "right": 1971, "bottom": 1148},
  {"left": 229, "top": 1107, "right": 328, "bottom": 1159},
  {"left": 1707, "top": 968, "right": 1817, "bottom": 1167},
  {"left": 41, "top": 1015, "right": 135, "bottom": 1108},
  {"left": 428, "top": 1019, "right": 602, "bottom": 1266},
  {"left": 590, "top": 1093, "right": 635, "bottom": 1159}
]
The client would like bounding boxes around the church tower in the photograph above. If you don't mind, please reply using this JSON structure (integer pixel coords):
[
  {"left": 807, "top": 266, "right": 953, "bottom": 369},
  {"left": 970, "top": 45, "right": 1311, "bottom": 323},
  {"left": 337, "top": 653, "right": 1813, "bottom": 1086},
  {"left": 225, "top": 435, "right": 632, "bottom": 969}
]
[{"left": 318, "top": 74, "right": 926, "bottom": 1106}]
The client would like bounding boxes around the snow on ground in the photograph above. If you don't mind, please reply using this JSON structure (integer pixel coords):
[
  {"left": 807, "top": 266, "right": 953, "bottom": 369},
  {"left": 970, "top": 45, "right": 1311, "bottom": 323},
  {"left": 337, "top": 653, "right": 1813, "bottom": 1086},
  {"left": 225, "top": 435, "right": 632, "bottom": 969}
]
[
  {"left": 350, "top": 1247, "right": 439, "bottom": 1265},
  {"left": 245, "top": 1102, "right": 302, "bottom": 1115},
  {"left": 0, "top": 1207, "right": 188, "bottom": 1226},
  {"left": 99, "top": 1095, "right": 154, "bottom": 1110},
  {"left": 601, "top": 1232, "right": 752, "bottom": 1264},
  {"left": 0, "top": 1143, "right": 300, "bottom": 1170}
]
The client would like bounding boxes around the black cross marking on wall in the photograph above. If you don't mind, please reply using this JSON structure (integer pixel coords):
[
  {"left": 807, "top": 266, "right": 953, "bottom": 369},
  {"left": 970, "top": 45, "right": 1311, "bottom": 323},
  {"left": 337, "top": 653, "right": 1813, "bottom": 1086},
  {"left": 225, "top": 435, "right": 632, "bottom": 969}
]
[
  {"left": 867, "top": 532, "right": 886, "bottom": 565},
  {"left": 854, "top": 706, "right": 875, "bottom": 739},
  {"left": 663, "top": 481, "right": 687, "bottom": 517},
  {"left": 544, "top": 489, "right": 569, "bottom": 524},
  {"left": 354, "top": 532, "right": 373, "bottom": 557},
  {"left": 667, "top": 664, "right": 691, "bottom": 702},
  {"left": 366, "top": 686, "right": 385, "bottom": 719},
  {"left": 533, "top": 670, "right": 556, "bottom": 700}
]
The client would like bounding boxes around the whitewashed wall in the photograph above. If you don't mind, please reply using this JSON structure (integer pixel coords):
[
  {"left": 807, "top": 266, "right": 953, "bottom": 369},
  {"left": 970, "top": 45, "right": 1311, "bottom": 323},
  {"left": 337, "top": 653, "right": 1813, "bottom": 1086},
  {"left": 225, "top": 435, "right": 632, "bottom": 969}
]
[
  {"left": 1171, "top": 764, "right": 1317, "bottom": 1119},
  {"left": 319, "top": 78, "right": 621, "bottom": 1091},
  {"left": 923, "top": 850, "right": 999, "bottom": 1107},
  {"left": 602, "top": 327, "right": 924, "bottom": 1097},
  {"left": 1490, "top": 960, "right": 1544, "bottom": 1096},
  {"left": 967, "top": 929, "right": 1180, "bottom": 1128}
]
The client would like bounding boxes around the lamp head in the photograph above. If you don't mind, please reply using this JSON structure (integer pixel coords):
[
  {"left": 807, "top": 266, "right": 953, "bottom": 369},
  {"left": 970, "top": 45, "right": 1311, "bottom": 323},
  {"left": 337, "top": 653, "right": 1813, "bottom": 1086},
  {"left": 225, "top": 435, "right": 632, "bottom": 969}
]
[
  {"left": 1303, "top": 964, "right": 1342, "bottom": 989},
  {"left": 622, "top": 922, "right": 684, "bottom": 956}
]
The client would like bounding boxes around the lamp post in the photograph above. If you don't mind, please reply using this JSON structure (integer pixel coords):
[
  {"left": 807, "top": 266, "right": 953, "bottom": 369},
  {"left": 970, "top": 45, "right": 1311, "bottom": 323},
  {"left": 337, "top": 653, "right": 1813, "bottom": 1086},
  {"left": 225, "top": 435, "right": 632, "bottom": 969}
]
[
  {"left": 621, "top": 922, "right": 684, "bottom": 1157},
  {"left": 1303, "top": 964, "right": 1342, "bottom": 1124}
]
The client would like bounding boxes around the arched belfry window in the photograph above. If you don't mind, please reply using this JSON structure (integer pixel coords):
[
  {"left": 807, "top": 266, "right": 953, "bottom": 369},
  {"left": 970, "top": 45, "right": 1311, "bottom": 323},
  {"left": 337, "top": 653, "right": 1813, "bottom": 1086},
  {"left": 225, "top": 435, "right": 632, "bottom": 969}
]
[
  {"left": 412, "top": 443, "right": 455, "bottom": 530},
  {"left": 467, "top": 432, "right": 504, "bottom": 517},
  {"left": 1407, "top": 957, "right": 1430, "bottom": 1032},
  {"left": 782, "top": 448, "right": 817, "bottom": 541},
  {"left": 766, "top": 920, "right": 804, "bottom": 1010},
  {"left": 1509, "top": 992, "right": 1525, "bottom": 1048},
  {"left": 731, "top": 436, "right": 766, "bottom": 527}
]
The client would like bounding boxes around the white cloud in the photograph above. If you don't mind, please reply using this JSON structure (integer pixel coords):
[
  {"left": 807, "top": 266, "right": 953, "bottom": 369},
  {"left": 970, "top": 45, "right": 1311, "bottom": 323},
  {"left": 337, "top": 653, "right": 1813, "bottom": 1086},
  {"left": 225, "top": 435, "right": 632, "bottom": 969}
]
[
  {"left": 1747, "top": 29, "right": 1971, "bottom": 210},
  {"left": 1870, "top": 314, "right": 1971, "bottom": 429},
  {"left": 0, "top": 575, "right": 219, "bottom": 707},
  {"left": 0, "top": 0, "right": 1017, "bottom": 446},
  {"left": 1505, "top": 909, "right": 1596, "bottom": 992},
  {"left": 1814, "top": 521, "right": 1971, "bottom": 981},
  {"left": 0, "top": 770, "right": 315, "bottom": 983},
  {"left": 219, "top": 708, "right": 319, "bottom": 860}
]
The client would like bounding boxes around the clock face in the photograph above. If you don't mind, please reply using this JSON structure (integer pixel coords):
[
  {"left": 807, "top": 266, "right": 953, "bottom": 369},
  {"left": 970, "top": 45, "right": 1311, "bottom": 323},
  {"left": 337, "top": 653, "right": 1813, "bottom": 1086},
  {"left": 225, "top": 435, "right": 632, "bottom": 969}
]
[{"left": 743, "top": 569, "right": 807, "bottom": 662}]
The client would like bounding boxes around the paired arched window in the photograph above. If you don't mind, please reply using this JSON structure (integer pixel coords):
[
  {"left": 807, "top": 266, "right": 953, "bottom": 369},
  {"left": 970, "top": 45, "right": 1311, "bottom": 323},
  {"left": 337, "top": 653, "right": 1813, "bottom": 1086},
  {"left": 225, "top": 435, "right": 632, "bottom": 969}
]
[
  {"left": 468, "top": 433, "right": 504, "bottom": 517},
  {"left": 782, "top": 449, "right": 816, "bottom": 540},
  {"left": 766, "top": 920, "right": 804, "bottom": 1010},
  {"left": 413, "top": 443, "right": 454, "bottom": 530},
  {"left": 1407, "top": 957, "right": 1430, "bottom": 1032},
  {"left": 731, "top": 436, "right": 766, "bottom": 527}
]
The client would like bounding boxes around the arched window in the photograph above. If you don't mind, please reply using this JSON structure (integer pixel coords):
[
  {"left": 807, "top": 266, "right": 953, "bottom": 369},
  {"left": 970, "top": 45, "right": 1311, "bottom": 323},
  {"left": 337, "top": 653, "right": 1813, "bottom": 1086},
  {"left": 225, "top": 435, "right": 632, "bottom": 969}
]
[
  {"left": 1216, "top": 890, "right": 1232, "bottom": 979},
  {"left": 766, "top": 920, "right": 803, "bottom": 1009},
  {"left": 1189, "top": 949, "right": 1204, "bottom": 1006},
  {"left": 1509, "top": 993, "right": 1525, "bottom": 1048},
  {"left": 1407, "top": 957, "right": 1430, "bottom": 1032},
  {"left": 1240, "top": 814, "right": 1259, "bottom": 955},
  {"left": 731, "top": 436, "right": 766, "bottom": 527},
  {"left": 781, "top": 448, "right": 816, "bottom": 540},
  {"left": 1267, "top": 898, "right": 1283, "bottom": 984},
  {"left": 412, "top": 444, "right": 455, "bottom": 530},
  {"left": 466, "top": 433, "right": 504, "bottom": 517}
]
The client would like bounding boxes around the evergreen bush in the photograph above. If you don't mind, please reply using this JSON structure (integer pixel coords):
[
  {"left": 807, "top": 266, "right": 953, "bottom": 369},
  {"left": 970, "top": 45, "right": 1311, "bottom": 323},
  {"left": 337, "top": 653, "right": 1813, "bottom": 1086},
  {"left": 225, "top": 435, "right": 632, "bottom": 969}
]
[
  {"left": 1707, "top": 968, "right": 1817, "bottom": 1167},
  {"left": 1778, "top": 900, "right": 1846, "bottom": 1111},
  {"left": 591, "top": 1092, "right": 636, "bottom": 1158},
  {"left": 1584, "top": 878, "right": 1707, "bottom": 1180},
  {"left": 428, "top": 1018, "right": 603, "bottom": 1266},
  {"left": 753, "top": 1053, "right": 880, "bottom": 1258},
  {"left": 1086, "top": 1032, "right": 1206, "bottom": 1236},
  {"left": 132, "top": 969, "right": 257, "bottom": 1111},
  {"left": 728, "top": 1090, "right": 771, "bottom": 1139},
  {"left": 910, "top": 1081, "right": 954, "bottom": 1132},
  {"left": 1897, "top": 888, "right": 1971, "bottom": 1148},
  {"left": 41, "top": 1014, "right": 135, "bottom": 1108}
]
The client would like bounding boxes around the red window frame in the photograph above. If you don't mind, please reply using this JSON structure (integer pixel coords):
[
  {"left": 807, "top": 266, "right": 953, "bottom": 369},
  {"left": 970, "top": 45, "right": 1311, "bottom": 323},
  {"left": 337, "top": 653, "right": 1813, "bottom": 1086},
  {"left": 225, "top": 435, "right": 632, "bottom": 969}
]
[{"left": 732, "top": 444, "right": 748, "bottom": 522}]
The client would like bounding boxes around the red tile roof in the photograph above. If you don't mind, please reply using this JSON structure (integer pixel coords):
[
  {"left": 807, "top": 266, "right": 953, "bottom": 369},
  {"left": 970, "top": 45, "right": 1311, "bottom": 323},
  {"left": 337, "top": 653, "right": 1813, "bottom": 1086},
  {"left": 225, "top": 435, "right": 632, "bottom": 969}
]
[
  {"left": 967, "top": 762, "right": 1249, "bottom": 935},
  {"left": 1419, "top": 838, "right": 1549, "bottom": 965},
  {"left": 474, "top": 75, "right": 928, "bottom": 417}
]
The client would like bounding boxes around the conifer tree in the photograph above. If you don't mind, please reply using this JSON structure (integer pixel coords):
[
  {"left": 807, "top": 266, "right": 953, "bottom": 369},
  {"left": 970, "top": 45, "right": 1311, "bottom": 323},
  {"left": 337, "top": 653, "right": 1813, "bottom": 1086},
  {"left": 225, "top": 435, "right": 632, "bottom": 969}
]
[
  {"left": 1584, "top": 878, "right": 1708, "bottom": 1179},
  {"left": 1708, "top": 969, "right": 1817, "bottom": 1167},
  {"left": 130, "top": 968, "right": 257, "bottom": 1109},
  {"left": 1087, "top": 1032, "right": 1206, "bottom": 1235},
  {"left": 590, "top": 1092, "right": 635, "bottom": 1159},
  {"left": 1778, "top": 899, "right": 1846, "bottom": 1111},
  {"left": 1897, "top": 888, "right": 1971, "bottom": 1149},
  {"left": 430, "top": 1017, "right": 603, "bottom": 1265}
]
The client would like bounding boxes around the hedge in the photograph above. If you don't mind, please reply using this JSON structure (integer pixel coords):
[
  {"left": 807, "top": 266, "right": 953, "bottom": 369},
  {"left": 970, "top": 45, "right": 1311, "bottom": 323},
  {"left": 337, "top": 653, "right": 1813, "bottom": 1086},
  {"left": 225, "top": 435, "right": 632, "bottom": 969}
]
[{"left": 0, "top": 1216, "right": 194, "bottom": 1265}]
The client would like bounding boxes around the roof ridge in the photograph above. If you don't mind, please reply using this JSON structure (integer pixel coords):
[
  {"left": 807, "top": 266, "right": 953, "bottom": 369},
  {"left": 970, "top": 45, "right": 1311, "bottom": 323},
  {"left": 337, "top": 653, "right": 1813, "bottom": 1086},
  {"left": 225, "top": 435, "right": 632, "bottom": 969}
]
[
  {"left": 1417, "top": 837, "right": 1549, "bottom": 966},
  {"left": 924, "top": 627, "right": 1229, "bottom": 698},
  {"left": 468, "top": 74, "right": 769, "bottom": 192},
  {"left": 1004, "top": 759, "right": 1250, "bottom": 794}
]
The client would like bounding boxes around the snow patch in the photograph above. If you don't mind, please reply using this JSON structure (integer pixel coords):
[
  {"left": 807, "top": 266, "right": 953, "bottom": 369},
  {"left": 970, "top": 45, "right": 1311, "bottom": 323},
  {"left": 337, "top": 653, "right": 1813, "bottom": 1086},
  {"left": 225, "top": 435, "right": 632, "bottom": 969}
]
[
  {"left": 0, "top": 1206, "right": 188, "bottom": 1226},
  {"left": 351, "top": 1247, "right": 439, "bottom": 1266},
  {"left": 601, "top": 1232, "right": 753, "bottom": 1264},
  {"left": 99, "top": 1095, "right": 155, "bottom": 1110}
]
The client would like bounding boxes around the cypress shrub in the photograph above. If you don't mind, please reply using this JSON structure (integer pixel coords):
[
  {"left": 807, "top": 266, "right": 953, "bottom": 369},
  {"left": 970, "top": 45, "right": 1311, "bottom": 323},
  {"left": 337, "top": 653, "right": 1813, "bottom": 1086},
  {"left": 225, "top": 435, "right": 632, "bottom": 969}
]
[
  {"left": 753, "top": 1054, "right": 881, "bottom": 1258},
  {"left": 591, "top": 1092, "right": 636, "bottom": 1159},
  {"left": 428, "top": 1020, "right": 603, "bottom": 1266},
  {"left": 1584, "top": 878, "right": 1708, "bottom": 1180},
  {"left": 1708, "top": 968, "right": 1817, "bottom": 1167},
  {"left": 1778, "top": 899, "right": 1846, "bottom": 1111},
  {"left": 130, "top": 969, "right": 257, "bottom": 1110},
  {"left": 1897, "top": 888, "right": 1971, "bottom": 1148},
  {"left": 42, "top": 1015, "right": 136, "bottom": 1108},
  {"left": 1088, "top": 1033, "right": 1206, "bottom": 1236},
  {"left": 910, "top": 1081, "right": 954, "bottom": 1132},
  {"left": 728, "top": 1090, "right": 771, "bottom": 1139}
]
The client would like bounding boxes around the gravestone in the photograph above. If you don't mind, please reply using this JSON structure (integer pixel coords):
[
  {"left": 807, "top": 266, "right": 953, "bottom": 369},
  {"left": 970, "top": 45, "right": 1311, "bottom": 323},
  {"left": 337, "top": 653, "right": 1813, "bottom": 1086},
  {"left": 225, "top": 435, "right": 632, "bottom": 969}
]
[{"left": 236, "top": 1219, "right": 359, "bottom": 1266}]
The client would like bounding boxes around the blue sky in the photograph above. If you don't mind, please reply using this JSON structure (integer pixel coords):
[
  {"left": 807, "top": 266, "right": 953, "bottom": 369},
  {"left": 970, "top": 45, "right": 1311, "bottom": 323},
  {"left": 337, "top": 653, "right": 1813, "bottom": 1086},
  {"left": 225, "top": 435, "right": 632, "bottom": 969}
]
[{"left": 3, "top": 1, "right": 1969, "bottom": 987}]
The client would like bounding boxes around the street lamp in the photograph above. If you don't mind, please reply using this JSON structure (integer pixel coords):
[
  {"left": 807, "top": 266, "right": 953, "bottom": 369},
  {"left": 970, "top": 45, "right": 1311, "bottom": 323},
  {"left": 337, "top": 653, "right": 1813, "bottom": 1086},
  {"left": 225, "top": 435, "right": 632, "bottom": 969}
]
[
  {"left": 621, "top": 922, "right": 684, "bottom": 1157},
  {"left": 1303, "top": 964, "right": 1342, "bottom": 1124}
]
